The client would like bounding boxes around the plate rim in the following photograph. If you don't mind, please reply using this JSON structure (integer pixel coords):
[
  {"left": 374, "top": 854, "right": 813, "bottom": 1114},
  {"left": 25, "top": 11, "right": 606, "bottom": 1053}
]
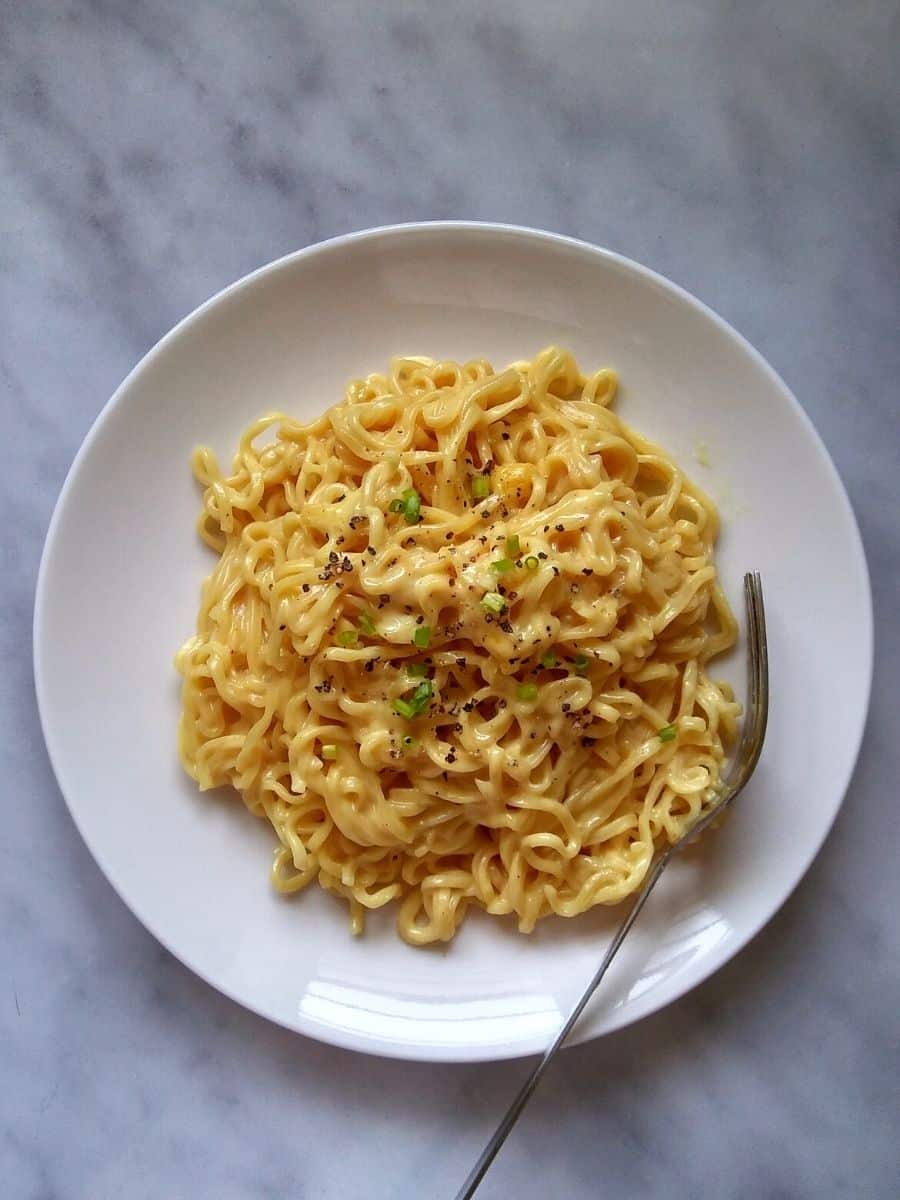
[{"left": 33, "top": 221, "right": 875, "bottom": 1061}]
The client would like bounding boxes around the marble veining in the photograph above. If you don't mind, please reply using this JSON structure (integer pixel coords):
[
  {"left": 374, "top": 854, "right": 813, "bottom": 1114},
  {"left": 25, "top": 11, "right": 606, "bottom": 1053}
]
[{"left": 2, "top": 2, "right": 898, "bottom": 1197}]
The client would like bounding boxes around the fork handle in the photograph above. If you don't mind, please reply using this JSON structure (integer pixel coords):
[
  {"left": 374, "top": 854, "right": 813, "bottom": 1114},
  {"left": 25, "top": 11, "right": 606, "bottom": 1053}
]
[{"left": 453, "top": 846, "right": 674, "bottom": 1200}]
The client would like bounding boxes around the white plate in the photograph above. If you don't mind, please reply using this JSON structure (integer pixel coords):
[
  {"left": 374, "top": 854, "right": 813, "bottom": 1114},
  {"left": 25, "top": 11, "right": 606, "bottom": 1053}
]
[{"left": 34, "top": 224, "right": 873, "bottom": 1062}]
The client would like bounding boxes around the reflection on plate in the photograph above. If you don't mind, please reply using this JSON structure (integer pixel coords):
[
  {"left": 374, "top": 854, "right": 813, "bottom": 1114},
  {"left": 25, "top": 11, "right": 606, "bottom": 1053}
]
[{"left": 34, "top": 223, "right": 872, "bottom": 1061}]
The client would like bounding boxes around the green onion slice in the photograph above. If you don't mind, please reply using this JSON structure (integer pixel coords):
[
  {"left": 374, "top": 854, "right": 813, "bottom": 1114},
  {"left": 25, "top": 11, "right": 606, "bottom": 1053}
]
[
  {"left": 393, "top": 678, "right": 433, "bottom": 720},
  {"left": 388, "top": 488, "right": 422, "bottom": 524},
  {"left": 471, "top": 475, "right": 490, "bottom": 499},
  {"left": 400, "top": 487, "right": 421, "bottom": 524},
  {"left": 505, "top": 535, "right": 520, "bottom": 556},
  {"left": 490, "top": 558, "right": 514, "bottom": 574},
  {"left": 336, "top": 629, "right": 358, "bottom": 648},
  {"left": 658, "top": 723, "right": 677, "bottom": 743},
  {"left": 524, "top": 555, "right": 539, "bottom": 570},
  {"left": 357, "top": 612, "right": 377, "bottom": 636},
  {"left": 540, "top": 651, "right": 557, "bottom": 668},
  {"left": 413, "top": 625, "right": 432, "bottom": 649},
  {"left": 517, "top": 683, "right": 538, "bottom": 702},
  {"left": 321, "top": 743, "right": 338, "bottom": 760},
  {"left": 406, "top": 662, "right": 428, "bottom": 678},
  {"left": 480, "top": 591, "right": 506, "bottom": 614}
]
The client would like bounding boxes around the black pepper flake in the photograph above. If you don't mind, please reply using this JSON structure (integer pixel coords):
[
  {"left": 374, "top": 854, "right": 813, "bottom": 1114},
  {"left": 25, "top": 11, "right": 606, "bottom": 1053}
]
[
  {"left": 507, "top": 592, "right": 518, "bottom": 601},
  {"left": 279, "top": 624, "right": 286, "bottom": 631},
  {"left": 555, "top": 524, "right": 564, "bottom": 532},
  {"left": 366, "top": 546, "right": 376, "bottom": 556},
  {"left": 501, "top": 431, "right": 510, "bottom": 441},
  {"left": 562, "top": 703, "right": 571, "bottom": 713},
  {"left": 582, "top": 568, "right": 594, "bottom": 577},
  {"left": 484, "top": 614, "right": 494, "bottom": 624},
  {"left": 415, "top": 615, "right": 424, "bottom": 625},
  {"left": 445, "top": 532, "right": 453, "bottom": 540},
  {"left": 364, "top": 660, "right": 375, "bottom": 673},
  {"left": 302, "top": 584, "right": 310, "bottom": 593},
  {"left": 462, "top": 701, "right": 475, "bottom": 712},
  {"left": 500, "top": 620, "right": 513, "bottom": 633},
  {"left": 538, "top": 552, "right": 548, "bottom": 560},
  {"left": 341, "top": 556, "right": 352, "bottom": 573},
  {"left": 543, "top": 525, "right": 550, "bottom": 533},
  {"left": 336, "top": 494, "right": 346, "bottom": 502},
  {"left": 455, "top": 658, "right": 466, "bottom": 668},
  {"left": 552, "top": 566, "right": 560, "bottom": 576},
  {"left": 454, "top": 723, "right": 463, "bottom": 733},
  {"left": 380, "top": 594, "right": 390, "bottom": 605},
  {"left": 329, "top": 551, "right": 339, "bottom": 564},
  {"left": 498, "top": 699, "right": 507, "bottom": 709},
  {"left": 446, "top": 753, "right": 456, "bottom": 764}
]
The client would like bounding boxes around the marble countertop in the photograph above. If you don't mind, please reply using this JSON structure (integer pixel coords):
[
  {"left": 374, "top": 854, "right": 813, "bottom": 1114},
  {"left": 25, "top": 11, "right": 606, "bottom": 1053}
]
[{"left": 3, "top": 3, "right": 898, "bottom": 1197}]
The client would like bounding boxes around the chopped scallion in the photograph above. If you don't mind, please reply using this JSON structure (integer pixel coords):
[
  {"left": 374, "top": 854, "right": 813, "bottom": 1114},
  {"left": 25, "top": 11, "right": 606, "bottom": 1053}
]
[
  {"left": 406, "top": 662, "right": 428, "bottom": 678},
  {"left": 658, "top": 723, "right": 677, "bottom": 743},
  {"left": 413, "top": 625, "right": 432, "bottom": 649},
  {"left": 505, "top": 535, "right": 520, "bottom": 556},
  {"left": 517, "top": 683, "right": 538, "bottom": 702},
  {"left": 490, "top": 558, "right": 514, "bottom": 574},
  {"left": 572, "top": 652, "right": 590, "bottom": 673},
  {"left": 321, "top": 743, "right": 338, "bottom": 760},
  {"left": 480, "top": 591, "right": 506, "bottom": 614},
  {"left": 393, "top": 678, "right": 433, "bottom": 720},
  {"left": 524, "top": 555, "right": 539, "bottom": 570},
  {"left": 336, "top": 629, "right": 358, "bottom": 648},
  {"left": 400, "top": 487, "right": 422, "bottom": 524},
  {"left": 357, "top": 612, "right": 377, "bottom": 636},
  {"left": 471, "top": 475, "right": 490, "bottom": 499},
  {"left": 402, "top": 735, "right": 417, "bottom": 749},
  {"left": 540, "top": 651, "right": 557, "bottom": 669},
  {"left": 388, "top": 488, "right": 422, "bottom": 524}
]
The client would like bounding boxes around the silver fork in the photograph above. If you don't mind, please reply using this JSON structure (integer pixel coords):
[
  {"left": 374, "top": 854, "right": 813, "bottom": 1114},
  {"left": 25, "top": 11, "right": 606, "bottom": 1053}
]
[{"left": 455, "top": 572, "right": 768, "bottom": 1200}]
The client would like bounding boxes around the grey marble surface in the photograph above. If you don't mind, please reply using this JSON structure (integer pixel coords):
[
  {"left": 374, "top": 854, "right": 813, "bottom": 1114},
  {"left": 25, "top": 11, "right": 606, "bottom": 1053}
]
[{"left": 3, "top": 2, "right": 899, "bottom": 1197}]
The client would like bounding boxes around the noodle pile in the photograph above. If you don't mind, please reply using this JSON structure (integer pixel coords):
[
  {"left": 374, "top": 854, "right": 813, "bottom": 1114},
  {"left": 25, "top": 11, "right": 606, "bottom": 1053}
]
[{"left": 176, "top": 347, "right": 738, "bottom": 944}]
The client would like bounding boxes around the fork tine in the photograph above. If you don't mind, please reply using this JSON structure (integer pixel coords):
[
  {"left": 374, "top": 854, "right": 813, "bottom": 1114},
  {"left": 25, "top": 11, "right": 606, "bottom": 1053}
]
[{"left": 727, "top": 573, "right": 768, "bottom": 793}]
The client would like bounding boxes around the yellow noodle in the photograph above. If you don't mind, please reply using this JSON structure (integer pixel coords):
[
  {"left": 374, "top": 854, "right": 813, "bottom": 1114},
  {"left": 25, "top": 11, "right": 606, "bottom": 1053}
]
[{"left": 175, "top": 347, "right": 739, "bottom": 945}]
